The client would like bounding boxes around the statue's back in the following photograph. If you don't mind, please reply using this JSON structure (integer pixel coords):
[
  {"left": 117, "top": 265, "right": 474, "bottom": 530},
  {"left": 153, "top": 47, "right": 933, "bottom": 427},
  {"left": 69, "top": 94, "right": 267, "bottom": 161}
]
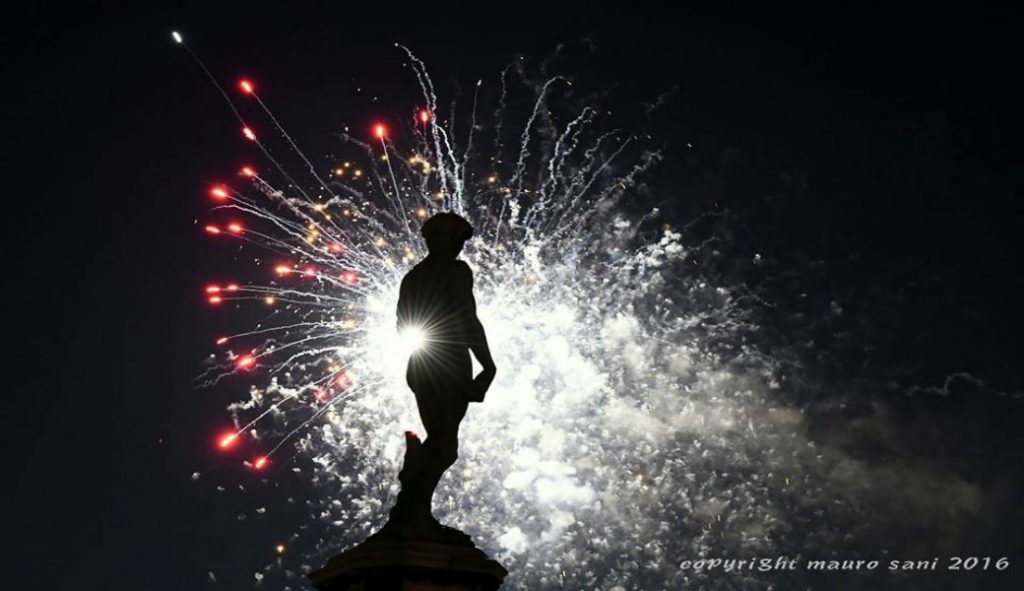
[{"left": 398, "top": 258, "right": 474, "bottom": 390}]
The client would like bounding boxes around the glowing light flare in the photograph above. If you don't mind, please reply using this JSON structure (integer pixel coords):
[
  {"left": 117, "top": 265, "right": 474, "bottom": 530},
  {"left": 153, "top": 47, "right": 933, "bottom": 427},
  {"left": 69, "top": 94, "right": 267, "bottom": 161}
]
[
  {"left": 242, "top": 127, "right": 256, "bottom": 141},
  {"left": 341, "top": 271, "right": 358, "bottom": 285},
  {"left": 215, "top": 337, "right": 229, "bottom": 345},
  {"left": 240, "top": 166, "right": 256, "bottom": 178},
  {"left": 226, "top": 283, "right": 239, "bottom": 292},
  {"left": 303, "top": 266, "right": 317, "bottom": 277},
  {"left": 373, "top": 123, "right": 387, "bottom": 140},
  {"left": 239, "top": 79, "right": 254, "bottom": 94},
  {"left": 275, "top": 264, "right": 293, "bottom": 276},
  {"left": 218, "top": 432, "right": 239, "bottom": 450},
  {"left": 252, "top": 456, "right": 269, "bottom": 470},
  {"left": 205, "top": 225, "right": 221, "bottom": 235},
  {"left": 171, "top": 31, "right": 183, "bottom": 44},
  {"left": 237, "top": 355, "right": 255, "bottom": 370},
  {"left": 209, "top": 185, "right": 230, "bottom": 201},
  {"left": 205, "top": 285, "right": 221, "bottom": 294},
  {"left": 208, "top": 295, "right": 223, "bottom": 305},
  {"left": 418, "top": 109, "right": 430, "bottom": 124},
  {"left": 227, "top": 223, "right": 243, "bottom": 234},
  {"left": 398, "top": 326, "right": 427, "bottom": 355}
]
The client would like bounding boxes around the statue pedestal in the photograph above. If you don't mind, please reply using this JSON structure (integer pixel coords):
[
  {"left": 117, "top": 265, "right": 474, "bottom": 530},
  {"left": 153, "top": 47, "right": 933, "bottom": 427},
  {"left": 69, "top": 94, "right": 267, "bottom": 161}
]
[
  {"left": 313, "top": 431, "right": 506, "bottom": 590},
  {"left": 310, "top": 536, "right": 508, "bottom": 591}
]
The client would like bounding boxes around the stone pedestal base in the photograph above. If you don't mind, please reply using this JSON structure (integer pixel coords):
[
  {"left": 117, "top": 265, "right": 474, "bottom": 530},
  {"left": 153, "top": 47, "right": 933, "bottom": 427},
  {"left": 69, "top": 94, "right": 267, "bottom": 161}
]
[{"left": 310, "top": 537, "right": 508, "bottom": 591}]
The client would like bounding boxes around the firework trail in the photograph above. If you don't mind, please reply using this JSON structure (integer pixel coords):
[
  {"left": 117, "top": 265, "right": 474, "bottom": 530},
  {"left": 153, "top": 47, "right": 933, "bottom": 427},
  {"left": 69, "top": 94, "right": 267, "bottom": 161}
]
[{"left": 174, "top": 31, "right": 1008, "bottom": 590}]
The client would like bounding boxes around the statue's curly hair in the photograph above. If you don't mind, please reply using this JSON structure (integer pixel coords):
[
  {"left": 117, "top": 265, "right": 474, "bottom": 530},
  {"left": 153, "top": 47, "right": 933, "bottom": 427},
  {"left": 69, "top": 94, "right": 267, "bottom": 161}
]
[{"left": 421, "top": 212, "right": 474, "bottom": 242}]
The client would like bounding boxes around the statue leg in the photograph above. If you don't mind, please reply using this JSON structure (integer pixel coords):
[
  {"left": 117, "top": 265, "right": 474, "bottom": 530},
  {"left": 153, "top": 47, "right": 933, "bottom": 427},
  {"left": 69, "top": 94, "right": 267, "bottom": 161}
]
[
  {"left": 378, "top": 366, "right": 478, "bottom": 545},
  {"left": 417, "top": 396, "right": 467, "bottom": 504},
  {"left": 389, "top": 383, "right": 467, "bottom": 527},
  {"left": 409, "top": 384, "right": 467, "bottom": 515}
]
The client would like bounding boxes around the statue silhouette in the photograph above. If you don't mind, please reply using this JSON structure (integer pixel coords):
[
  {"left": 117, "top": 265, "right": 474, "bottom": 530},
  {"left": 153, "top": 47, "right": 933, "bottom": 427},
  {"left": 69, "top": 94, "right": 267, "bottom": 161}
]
[{"left": 377, "top": 212, "right": 496, "bottom": 543}]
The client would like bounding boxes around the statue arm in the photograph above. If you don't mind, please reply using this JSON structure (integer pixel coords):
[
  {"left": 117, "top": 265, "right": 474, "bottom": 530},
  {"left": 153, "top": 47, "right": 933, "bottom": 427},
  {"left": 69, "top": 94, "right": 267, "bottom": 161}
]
[
  {"left": 456, "top": 263, "right": 496, "bottom": 396},
  {"left": 396, "top": 274, "right": 412, "bottom": 330}
]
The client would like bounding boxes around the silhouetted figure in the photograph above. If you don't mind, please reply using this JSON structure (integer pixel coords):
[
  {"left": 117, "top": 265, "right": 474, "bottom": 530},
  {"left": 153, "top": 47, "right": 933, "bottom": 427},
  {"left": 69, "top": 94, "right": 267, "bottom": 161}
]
[{"left": 380, "top": 212, "right": 496, "bottom": 543}]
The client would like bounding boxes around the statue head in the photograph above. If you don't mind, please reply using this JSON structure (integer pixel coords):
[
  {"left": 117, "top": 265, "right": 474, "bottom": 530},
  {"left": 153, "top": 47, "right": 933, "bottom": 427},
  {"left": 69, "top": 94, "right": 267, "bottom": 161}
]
[{"left": 421, "top": 212, "right": 474, "bottom": 259}]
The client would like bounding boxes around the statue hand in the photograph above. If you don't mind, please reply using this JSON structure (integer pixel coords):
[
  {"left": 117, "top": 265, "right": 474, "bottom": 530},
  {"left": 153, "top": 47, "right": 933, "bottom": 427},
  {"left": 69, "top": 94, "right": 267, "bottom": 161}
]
[{"left": 468, "top": 364, "right": 496, "bottom": 403}]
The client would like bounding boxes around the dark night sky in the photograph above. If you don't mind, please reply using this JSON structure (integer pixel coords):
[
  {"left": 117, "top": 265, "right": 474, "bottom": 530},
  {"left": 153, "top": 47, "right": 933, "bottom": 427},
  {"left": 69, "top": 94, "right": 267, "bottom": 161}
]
[{"left": 5, "top": 2, "right": 1021, "bottom": 588}]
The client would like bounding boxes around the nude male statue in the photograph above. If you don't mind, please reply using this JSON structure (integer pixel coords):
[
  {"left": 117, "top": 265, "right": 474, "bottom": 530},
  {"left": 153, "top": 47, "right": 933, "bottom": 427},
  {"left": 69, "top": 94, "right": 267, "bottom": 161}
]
[{"left": 383, "top": 212, "right": 496, "bottom": 541}]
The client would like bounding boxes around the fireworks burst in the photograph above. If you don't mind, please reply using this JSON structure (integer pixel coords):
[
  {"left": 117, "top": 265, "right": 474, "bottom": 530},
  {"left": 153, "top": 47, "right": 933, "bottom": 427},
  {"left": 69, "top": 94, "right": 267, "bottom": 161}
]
[{"left": 176, "top": 35, "right": 992, "bottom": 590}]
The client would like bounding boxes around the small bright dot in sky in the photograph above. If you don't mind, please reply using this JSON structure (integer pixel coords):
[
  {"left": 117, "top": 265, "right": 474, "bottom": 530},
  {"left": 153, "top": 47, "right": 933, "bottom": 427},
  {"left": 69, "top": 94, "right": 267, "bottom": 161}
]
[{"left": 171, "top": 31, "right": 182, "bottom": 44}]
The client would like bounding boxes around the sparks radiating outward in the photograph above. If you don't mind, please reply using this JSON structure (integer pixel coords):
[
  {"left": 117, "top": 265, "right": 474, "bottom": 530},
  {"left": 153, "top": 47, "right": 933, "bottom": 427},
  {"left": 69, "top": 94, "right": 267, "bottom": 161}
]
[{"left": 175, "top": 34, "right": 988, "bottom": 590}]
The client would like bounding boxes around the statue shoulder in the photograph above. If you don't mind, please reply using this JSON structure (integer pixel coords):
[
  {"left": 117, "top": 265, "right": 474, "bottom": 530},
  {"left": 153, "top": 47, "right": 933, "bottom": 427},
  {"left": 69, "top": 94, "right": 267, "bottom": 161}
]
[
  {"left": 452, "top": 260, "right": 474, "bottom": 282},
  {"left": 399, "top": 264, "right": 423, "bottom": 292},
  {"left": 403, "top": 260, "right": 428, "bottom": 279}
]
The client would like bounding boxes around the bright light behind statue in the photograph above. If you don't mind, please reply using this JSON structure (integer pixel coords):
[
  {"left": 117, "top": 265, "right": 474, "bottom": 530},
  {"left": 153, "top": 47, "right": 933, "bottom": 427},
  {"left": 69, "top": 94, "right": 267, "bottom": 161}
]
[{"left": 398, "top": 325, "right": 427, "bottom": 355}]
